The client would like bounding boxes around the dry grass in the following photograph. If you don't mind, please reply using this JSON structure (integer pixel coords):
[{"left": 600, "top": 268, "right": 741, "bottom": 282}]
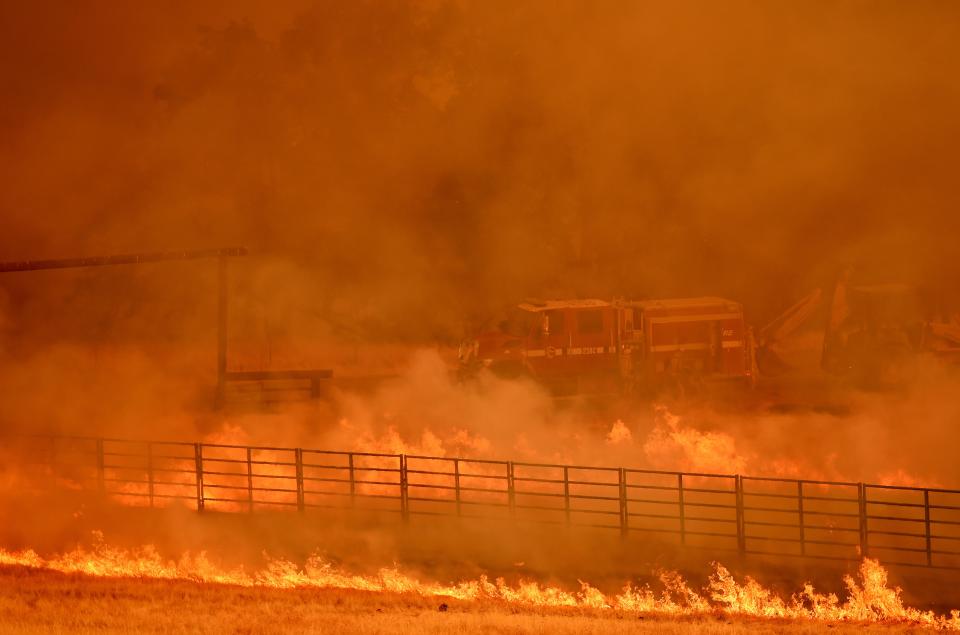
[{"left": 0, "top": 565, "right": 932, "bottom": 635}]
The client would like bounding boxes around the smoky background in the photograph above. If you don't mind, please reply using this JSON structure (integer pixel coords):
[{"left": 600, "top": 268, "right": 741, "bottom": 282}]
[{"left": 0, "top": 2, "right": 959, "bottom": 483}]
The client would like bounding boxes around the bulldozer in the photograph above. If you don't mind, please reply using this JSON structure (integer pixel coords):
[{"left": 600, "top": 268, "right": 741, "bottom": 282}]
[
  {"left": 819, "top": 271, "right": 960, "bottom": 385},
  {"left": 755, "top": 270, "right": 960, "bottom": 387}
]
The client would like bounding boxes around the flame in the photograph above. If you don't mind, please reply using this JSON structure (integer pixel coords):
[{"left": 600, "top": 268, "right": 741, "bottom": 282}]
[
  {"left": 605, "top": 419, "right": 633, "bottom": 445},
  {"left": 875, "top": 468, "right": 937, "bottom": 488},
  {"left": 708, "top": 559, "right": 960, "bottom": 628},
  {"left": 2, "top": 403, "right": 936, "bottom": 517},
  {"left": 190, "top": 404, "right": 928, "bottom": 487},
  {"left": 1, "top": 534, "right": 958, "bottom": 629},
  {"left": 643, "top": 405, "right": 749, "bottom": 474},
  {"left": 639, "top": 406, "right": 931, "bottom": 485},
  {"left": 201, "top": 423, "right": 251, "bottom": 446}
]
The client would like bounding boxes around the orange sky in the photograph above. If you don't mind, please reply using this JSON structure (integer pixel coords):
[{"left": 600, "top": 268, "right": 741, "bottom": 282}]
[{"left": 1, "top": 1, "right": 959, "bottom": 345}]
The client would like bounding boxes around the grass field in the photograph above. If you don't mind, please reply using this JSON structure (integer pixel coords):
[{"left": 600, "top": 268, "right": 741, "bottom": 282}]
[{"left": 0, "top": 565, "right": 941, "bottom": 634}]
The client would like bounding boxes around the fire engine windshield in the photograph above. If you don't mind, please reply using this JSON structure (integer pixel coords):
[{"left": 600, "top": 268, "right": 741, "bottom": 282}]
[{"left": 500, "top": 308, "right": 538, "bottom": 337}]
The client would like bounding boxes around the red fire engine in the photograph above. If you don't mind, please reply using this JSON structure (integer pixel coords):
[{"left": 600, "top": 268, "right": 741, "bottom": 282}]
[{"left": 459, "top": 297, "right": 755, "bottom": 394}]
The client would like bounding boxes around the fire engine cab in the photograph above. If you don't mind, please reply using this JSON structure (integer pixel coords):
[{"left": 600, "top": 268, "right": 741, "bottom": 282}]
[{"left": 459, "top": 297, "right": 754, "bottom": 394}]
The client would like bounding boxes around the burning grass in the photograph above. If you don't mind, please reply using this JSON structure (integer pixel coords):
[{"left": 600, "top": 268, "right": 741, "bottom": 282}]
[
  {"left": 0, "top": 566, "right": 937, "bottom": 635},
  {"left": 0, "top": 535, "right": 958, "bottom": 632}
]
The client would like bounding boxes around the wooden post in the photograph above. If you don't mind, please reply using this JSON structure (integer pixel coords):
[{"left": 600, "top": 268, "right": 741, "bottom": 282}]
[
  {"left": 295, "top": 448, "right": 305, "bottom": 512},
  {"left": 858, "top": 483, "right": 869, "bottom": 558},
  {"left": 146, "top": 442, "right": 154, "bottom": 509},
  {"left": 563, "top": 466, "right": 571, "bottom": 525},
  {"left": 797, "top": 481, "right": 805, "bottom": 556},
  {"left": 399, "top": 455, "right": 409, "bottom": 522},
  {"left": 348, "top": 453, "right": 356, "bottom": 507},
  {"left": 924, "top": 489, "right": 932, "bottom": 566},
  {"left": 454, "top": 459, "right": 462, "bottom": 516},
  {"left": 678, "top": 473, "right": 686, "bottom": 546},
  {"left": 95, "top": 439, "right": 105, "bottom": 493},
  {"left": 194, "top": 443, "right": 204, "bottom": 511},
  {"left": 246, "top": 447, "right": 254, "bottom": 512},
  {"left": 619, "top": 468, "right": 628, "bottom": 538},
  {"left": 507, "top": 461, "right": 516, "bottom": 516},
  {"left": 735, "top": 475, "right": 745, "bottom": 554}
]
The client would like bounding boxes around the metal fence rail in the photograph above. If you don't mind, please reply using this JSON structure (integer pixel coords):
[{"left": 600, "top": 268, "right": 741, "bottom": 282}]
[{"left": 4, "top": 433, "right": 960, "bottom": 570}]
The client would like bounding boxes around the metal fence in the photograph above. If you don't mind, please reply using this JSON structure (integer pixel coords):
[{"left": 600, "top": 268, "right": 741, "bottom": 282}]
[{"left": 4, "top": 434, "right": 960, "bottom": 570}]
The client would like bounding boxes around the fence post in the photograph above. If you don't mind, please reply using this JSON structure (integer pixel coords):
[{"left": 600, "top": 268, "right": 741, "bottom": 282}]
[
  {"left": 95, "top": 438, "right": 105, "bottom": 493},
  {"left": 619, "top": 467, "right": 628, "bottom": 538},
  {"left": 733, "top": 474, "right": 747, "bottom": 554},
  {"left": 399, "top": 454, "right": 409, "bottom": 522},
  {"left": 348, "top": 453, "right": 356, "bottom": 507},
  {"left": 858, "top": 483, "right": 869, "bottom": 558},
  {"left": 563, "top": 466, "right": 571, "bottom": 525},
  {"left": 797, "top": 481, "right": 805, "bottom": 556},
  {"left": 194, "top": 443, "right": 204, "bottom": 512},
  {"left": 507, "top": 461, "right": 515, "bottom": 516},
  {"left": 295, "top": 448, "right": 304, "bottom": 512},
  {"left": 924, "top": 488, "right": 932, "bottom": 566},
  {"left": 678, "top": 473, "right": 686, "bottom": 546},
  {"left": 453, "top": 458, "right": 462, "bottom": 517},
  {"left": 146, "top": 442, "right": 154, "bottom": 509},
  {"left": 246, "top": 447, "right": 254, "bottom": 512}
]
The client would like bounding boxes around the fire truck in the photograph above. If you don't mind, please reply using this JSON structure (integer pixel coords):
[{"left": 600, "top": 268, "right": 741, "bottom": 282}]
[{"left": 459, "top": 297, "right": 755, "bottom": 394}]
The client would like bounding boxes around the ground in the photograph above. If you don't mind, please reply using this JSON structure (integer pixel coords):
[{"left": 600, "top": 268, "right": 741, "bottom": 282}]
[{"left": 0, "top": 566, "right": 932, "bottom": 635}]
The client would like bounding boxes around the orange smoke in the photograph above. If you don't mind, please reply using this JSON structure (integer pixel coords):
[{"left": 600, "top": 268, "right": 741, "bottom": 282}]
[{"left": 1, "top": 533, "right": 958, "bottom": 629}]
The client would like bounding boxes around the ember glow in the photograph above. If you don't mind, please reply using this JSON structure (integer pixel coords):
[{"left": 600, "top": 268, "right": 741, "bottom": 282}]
[{"left": 1, "top": 535, "right": 958, "bottom": 629}]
